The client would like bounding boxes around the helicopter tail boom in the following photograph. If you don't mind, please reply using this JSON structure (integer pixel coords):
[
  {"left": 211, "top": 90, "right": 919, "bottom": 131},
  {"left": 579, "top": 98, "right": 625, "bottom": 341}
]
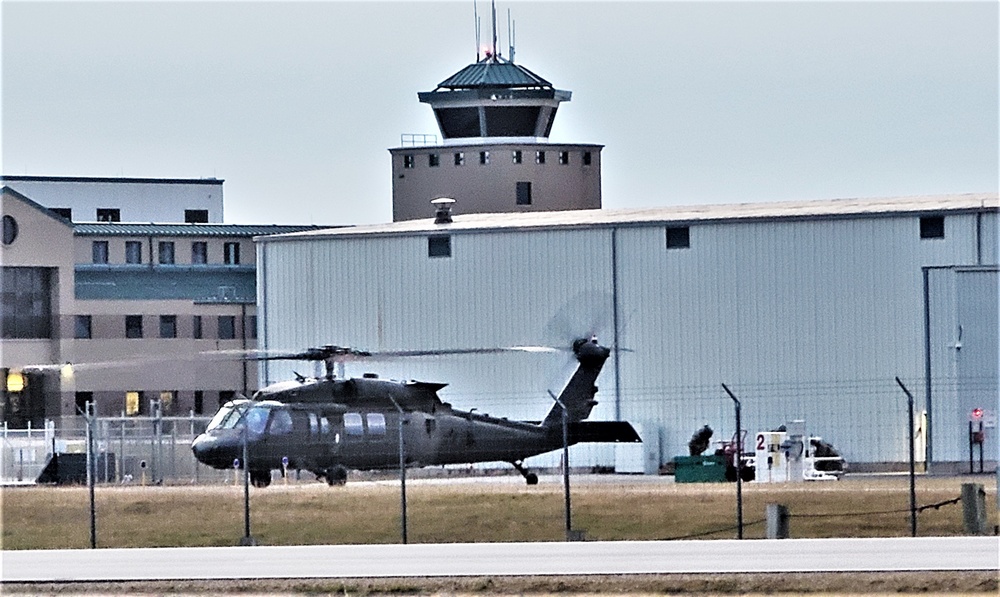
[{"left": 541, "top": 338, "right": 611, "bottom": 429}]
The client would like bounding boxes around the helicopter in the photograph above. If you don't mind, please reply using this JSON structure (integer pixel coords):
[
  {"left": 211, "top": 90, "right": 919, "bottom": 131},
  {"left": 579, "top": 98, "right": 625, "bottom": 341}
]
[{"left": 191, "top": 337, "right": 641, "bottom": 487}]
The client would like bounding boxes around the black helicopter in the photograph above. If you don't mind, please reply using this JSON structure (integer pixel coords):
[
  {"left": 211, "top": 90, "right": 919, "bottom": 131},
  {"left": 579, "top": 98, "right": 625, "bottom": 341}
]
[{"left": 191, "top": 337, "right": 640, "bottom": 487}]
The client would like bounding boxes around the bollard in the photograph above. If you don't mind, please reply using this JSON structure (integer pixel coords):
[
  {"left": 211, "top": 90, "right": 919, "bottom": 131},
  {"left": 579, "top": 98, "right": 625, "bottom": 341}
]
[
  {"left": 766, "top": 503, "right": 790, "bottom": 539},
  {"left": 961, "top": 483, "right": 988, "bottom": 536}
]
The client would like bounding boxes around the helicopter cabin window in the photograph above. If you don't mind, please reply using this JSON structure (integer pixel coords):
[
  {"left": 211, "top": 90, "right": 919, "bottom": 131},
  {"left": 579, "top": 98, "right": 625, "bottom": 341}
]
[
  {"left": 308, "top": 412, "right": 319, "bottom": 435},
  {"left": 320, "top": 416, "right": 330, "bottom": 435},
  {"left": 428, "top": 235, "right": 451, "bottom": 258},
  {"left": 344, "top": 412, "right": 364, "bottom": 436},
  {"left": 268, "top": 409, "right": 293, "bottom": 435},
  {"left": 366, "top": 413, "right": 386, "bottom": 436},
  {"left": 245, "top": 406, "right": 269, "bottom": 436}
]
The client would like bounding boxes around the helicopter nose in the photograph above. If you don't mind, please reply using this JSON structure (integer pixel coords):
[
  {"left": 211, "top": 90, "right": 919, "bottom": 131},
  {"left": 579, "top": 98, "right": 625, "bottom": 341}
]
[{"left": 192, "top": 434, "right": 233, "bottom": 468}]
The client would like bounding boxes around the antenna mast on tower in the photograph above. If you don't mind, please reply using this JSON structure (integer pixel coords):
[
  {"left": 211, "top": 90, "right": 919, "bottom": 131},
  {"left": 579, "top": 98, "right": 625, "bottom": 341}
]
[
  {"left": 474, "top": 1, "right": 481, "bottom": 61},
  {"left": 490, "top": 0, "right": 498, "bottom": 59},
  {"left": 507, "top": 9, "right": 515, "bottom": 63}
]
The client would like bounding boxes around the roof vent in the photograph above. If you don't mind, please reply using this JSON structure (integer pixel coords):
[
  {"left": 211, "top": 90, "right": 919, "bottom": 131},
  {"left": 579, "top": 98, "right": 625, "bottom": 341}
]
[{"left": 431, "top": 197, "right": 456, "bottom": 224}]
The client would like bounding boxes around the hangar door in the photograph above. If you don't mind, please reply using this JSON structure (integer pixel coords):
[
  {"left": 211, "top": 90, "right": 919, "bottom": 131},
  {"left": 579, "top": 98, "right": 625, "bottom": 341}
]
[{"left": 926, "top": 266, "right": 998, "bottom": 469}]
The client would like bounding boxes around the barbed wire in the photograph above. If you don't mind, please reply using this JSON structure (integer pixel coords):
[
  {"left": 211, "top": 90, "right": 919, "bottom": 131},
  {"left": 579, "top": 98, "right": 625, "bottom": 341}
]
[
  {"left": 788, "top": 495, "right": 962, "bottom": 519},
  {"left": 660, "top": 518, "right": 765, "bottom": 540}
]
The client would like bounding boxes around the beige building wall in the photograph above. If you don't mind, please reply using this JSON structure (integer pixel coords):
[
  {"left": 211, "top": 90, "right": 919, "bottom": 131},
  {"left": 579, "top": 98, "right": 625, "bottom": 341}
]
[{"left": 391, "top": 143, "right": 602, "bottom": 221}]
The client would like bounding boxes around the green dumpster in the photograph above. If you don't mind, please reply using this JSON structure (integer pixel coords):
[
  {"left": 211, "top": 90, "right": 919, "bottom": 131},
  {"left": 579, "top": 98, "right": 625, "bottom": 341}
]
[{"left": 673, "top": 454, "right": 727, "bottom": 483}]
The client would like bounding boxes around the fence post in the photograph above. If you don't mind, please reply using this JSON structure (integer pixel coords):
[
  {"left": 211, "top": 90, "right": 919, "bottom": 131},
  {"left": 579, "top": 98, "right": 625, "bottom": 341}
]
[
  {"left": 961, "top": 483, "right": 988, "bottom": 535},
  {"left": 766, "top": 503, "right": 790, "bottom": 539}
]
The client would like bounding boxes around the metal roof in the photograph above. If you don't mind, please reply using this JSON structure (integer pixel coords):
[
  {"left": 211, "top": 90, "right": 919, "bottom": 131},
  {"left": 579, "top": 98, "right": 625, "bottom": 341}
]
[
  {"left": 435, "top": 57, "right": 552, "bottom": 90},
  {"left": 259, "top": 193, "right": 1000, "bottom": 242},
  {"left": 73, "top": 223, "right": 331, "bottom": 237},
  {"left": 1, "top": 175, "right": 224, "bottom": 185}
]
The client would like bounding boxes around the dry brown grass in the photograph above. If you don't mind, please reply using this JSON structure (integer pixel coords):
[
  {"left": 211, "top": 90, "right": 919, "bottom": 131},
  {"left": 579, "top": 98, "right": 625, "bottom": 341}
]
[{"left": 1, "top": 474, "right": 996, "bottom": 550}]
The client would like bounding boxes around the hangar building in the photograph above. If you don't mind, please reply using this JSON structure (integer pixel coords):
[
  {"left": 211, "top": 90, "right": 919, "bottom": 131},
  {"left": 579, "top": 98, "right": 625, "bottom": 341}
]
[{"left": 256, "top": 193, "right": 998, "bottom": 472}]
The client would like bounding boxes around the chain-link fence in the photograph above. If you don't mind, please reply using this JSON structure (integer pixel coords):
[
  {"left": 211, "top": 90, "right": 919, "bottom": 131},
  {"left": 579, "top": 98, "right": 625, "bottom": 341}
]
[{"left": 1, "top": 414, "right": 235, "bottom": 485}]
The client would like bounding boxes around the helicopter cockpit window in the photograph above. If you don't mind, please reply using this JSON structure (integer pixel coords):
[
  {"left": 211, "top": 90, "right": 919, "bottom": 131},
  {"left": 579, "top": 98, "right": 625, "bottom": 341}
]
[
  {"left": 366, "top": 413, "right": 386, "bottom": 436},
  {"left": 269, "top": 409, "right": 294, "bottom": 435},
  {"left": 244, "top": 406, "right": 269, "bottom": 436},
  {"left": 344, "top": 413, "right": 364, "bottom": 436}
]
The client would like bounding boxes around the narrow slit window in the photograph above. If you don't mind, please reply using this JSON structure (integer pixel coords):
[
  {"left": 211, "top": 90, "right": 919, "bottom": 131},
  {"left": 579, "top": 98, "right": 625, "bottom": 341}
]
[
  {"left": 535, "top": 151, "right": 546, "bottom": 164},
  {"left": 479, "top": 151, "right": 490, "bottom": 165},
  {"left": 454, "top": 152, "right": 465, "bottom": 166},
  {"left": 428, "top": 153, "right": 440, "bottom": 167},
  {"left": 403, "top": 154, "right": 415, "bottom": 169},
  {"left": 512, "top": 150, "right": 522, "bottom": 164},
  {"left": 558, "top": 151, "right": 569, "bottom": 165}
]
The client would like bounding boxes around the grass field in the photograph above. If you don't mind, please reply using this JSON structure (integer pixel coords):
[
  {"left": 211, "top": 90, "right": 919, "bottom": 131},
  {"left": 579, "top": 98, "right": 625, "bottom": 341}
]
[{"left": 1, "top": 473, "right": 996, "bottom": 550}]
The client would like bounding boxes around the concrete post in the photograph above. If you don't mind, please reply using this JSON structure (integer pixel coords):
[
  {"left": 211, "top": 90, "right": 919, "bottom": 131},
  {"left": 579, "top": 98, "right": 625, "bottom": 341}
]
[
  {"left": 961, "top": 483, "right": 988, "bottom": 536},
  {"left": 766, "top": 503, "right": 790, "bottom": 539}
]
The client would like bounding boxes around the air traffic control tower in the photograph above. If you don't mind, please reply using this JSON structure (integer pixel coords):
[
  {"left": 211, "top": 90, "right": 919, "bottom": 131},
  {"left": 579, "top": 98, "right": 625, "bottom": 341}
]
[{"left": 390, "top": 45, "right": 602, "bottom": 221}]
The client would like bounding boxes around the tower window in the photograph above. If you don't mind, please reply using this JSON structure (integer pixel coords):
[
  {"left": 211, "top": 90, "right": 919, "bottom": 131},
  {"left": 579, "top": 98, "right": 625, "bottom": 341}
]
[
  {"left": 454, "top": 152, "right": 465, "bottom": 166},
  {"left": 184, "top": 209, "right": 209, "bottom": 224},
  {"left": 125, "top": 315, "right": 143, "bottom": 339},
  {"left": 75, "top": 315, "right": 92, "bottom": 339},
  {"left": 159, "top": 315, "right": 177, "bottom": 339},
  {"left": 428, "top": 235, "right": 451, "bottom": 258},
  {"left": 558, "top": 151, "right": 569, "bottom": 165},
  {"left": 920, "top": 216, "right": 945, "bottom": 239},
  {"left": 403, "top": 154, "right": 415, "bottom": 169},
  {"left": 512, "top": 150, "right": 522, "bottom": 164},
  {"left": 583, "top": 151, "right": 592, "bottom": 166},
  {"left": 191, "top": 241, "right": 208, "bottom": 264},
  {"left": 224, "top": 242, "right": 240, "bottom": 265},
  {"left": 535, "top": 151, "right": 546, "bottom": 165},
  {"left": 125, "top": 241, "right": 143, "bottom": 264},
  {"left": 666, "top": 226, "right": 690, "bottom": 249},
  {"left": 193, "top": 315, "right": 203, "bottom": 339},
  {"left": 92, "top": 241, "right": 109, "bottom": 264},
  {"left": 479, "top": 151, "right": 490, "bottom": 165},
  {"left": 96, "top": 208, "right": 120, "bottom": 222},
  {"left": 158, "top": 241, "right": 175, "bottom": 264},
  {"left": 428, "top": 154, "right": 440, "bottom": 167},
  {"left": 516, "top": 182, "right": 532, "bottom": 206}
]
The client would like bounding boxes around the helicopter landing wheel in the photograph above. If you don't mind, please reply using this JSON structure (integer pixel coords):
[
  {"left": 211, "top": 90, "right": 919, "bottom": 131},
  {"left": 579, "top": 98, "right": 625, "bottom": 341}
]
[
  {"left": 511, "top": 461, "right": 538, "bottom": 485},
  {"left": 326, "top": 465, "right": 348, "bottom": 486},
  {"left": 525, "top": 472, "right": 539, "bottom": 485},
  {"left": 250, "top": 470, "right": 272, "bottom": 488}
]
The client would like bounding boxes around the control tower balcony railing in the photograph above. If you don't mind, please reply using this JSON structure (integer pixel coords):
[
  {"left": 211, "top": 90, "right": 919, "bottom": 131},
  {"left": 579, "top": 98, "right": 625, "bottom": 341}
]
[{"left": 400, "top": 134, "right": 440, "bottom": 147}]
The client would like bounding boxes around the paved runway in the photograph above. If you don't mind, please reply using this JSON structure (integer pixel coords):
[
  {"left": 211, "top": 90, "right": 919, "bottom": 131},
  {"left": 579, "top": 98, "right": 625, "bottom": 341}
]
[{"left": 2, "top": 537, "right": 997, "bottom": 582}]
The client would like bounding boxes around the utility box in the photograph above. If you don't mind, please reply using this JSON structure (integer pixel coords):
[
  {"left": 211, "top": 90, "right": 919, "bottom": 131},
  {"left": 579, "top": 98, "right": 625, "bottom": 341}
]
[{"left": 673, "top": 454, "right": 727, "bottom": 483}]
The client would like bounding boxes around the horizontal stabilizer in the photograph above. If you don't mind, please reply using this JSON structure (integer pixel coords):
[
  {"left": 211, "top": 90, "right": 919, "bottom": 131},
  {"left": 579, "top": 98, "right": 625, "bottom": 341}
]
[{"left": 568, "top": 421, "right": 641, "bottom": 443}]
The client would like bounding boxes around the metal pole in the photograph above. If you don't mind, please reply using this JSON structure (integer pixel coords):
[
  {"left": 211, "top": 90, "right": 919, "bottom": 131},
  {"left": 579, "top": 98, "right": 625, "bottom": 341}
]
[
  {"left": 85, "top": 402, "right": 96, "bottom": 549},
  {"left": 242, "top": 423, "right": 251, "bottom": 543},
  {"left": 549, "top": 390, "right": 572, "bottom": 540},
  {"left": 895, "top": 377, "right": 918, "bottom": 537},
  {"left": 388, "top": 396, "right": 407, "bottom": 544},
  {"left": 721, "top": 384, "right": 743, "bottom": 539}
]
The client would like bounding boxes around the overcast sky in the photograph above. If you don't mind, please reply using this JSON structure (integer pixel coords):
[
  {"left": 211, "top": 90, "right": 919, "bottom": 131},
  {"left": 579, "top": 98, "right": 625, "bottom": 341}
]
[{"left": 3, "top": 1, "right": 997, "bottom": 225}]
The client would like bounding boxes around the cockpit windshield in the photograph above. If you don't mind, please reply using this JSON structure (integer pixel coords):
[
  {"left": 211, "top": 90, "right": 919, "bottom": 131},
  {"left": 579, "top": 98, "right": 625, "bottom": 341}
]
[{"left": 206, "top": 400, "right": 282, "bottom": 437}]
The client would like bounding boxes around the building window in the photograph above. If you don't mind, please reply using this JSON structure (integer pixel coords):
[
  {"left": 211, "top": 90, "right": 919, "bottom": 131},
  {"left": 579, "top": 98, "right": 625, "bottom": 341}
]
[
  {"left": 428, "top": 235, "right": 451, "bottom": 258},
  {"left": 193, "top": 315, "right": 203, "bottom": 339},
  {"left": 583, "top": 151, "right": 592, "bottom": 166},
  {"left": 125, "top": 315, "right": 143, "bottom": 339},
  {"left": 191, "top": 241, "right": 208, "bottom": 264},
  {"left": 219, "top": 390, "right": 235, "bottom": 407},
  {"left": 512, "top": 150, "right": 522, "bottom": 164},
  {"left": 1, "top": 267, "right": 53, "bottom": 339},
  {"left": 403, "top": 154, "right": 415, "bottom": 169},
  {"left": 224, "top": 242, "right": 240, "bottom": 265},
  {"left": 535, "top": 151, "right": 546, "bottom": 164},
  {"left": 125, "top": 391, "right": 142, "bottom": 416},
  {"left": 516, "top": 181, "right": 532, "bottom": 206},
  {"left": 96, "top": 208, "right": 120, "bottom": 222},
  {"left": 920, "top": 216, "right": 945, "bottom": 239},
  {"left": 428, "top": 153, "right": 440, "bottom": 167},
  {"left": 479, "top": 151, "right": 490, "bottom": 165},
  {"left": 51, "top": 208, "right": 72, "bottom": 220},
  {"left": 158, "top": 241, "right": 175, "bottom": 264},
  {"left": 558, "top": 151, "right": 569, "bottom": 165},
  {"left": 218, "top": 315, "right": 236, "bottom": 340},
  {"left": 92, "top": 241, "right": 109, "bottom": 264},
  {"left": 75, "top": 315, "right": 92, "bottom": 339},
  {"left": 247, "top": 315, "right": 257, "bottom": 339},
  {"left": 125, "top": 241, "right": 143, "bottom": 264},
  {"left": 194, "top": 390, "right": 204, "bottom": 415},
  {"left": 184, "top": 209, "right": 209, "bottom": 224},
  {"left": 159, "top": 315, "right": 177, "bottom": 338},
  {"left": 666, "top": 226, "right": 691, "bottom": 249},
  {"left": 75, "top": 392, "right": 93, "bottom": 415},
  {"left": 454, "top": 152, "right": 465, "bottom": 166},
  {"left": 366, "top": 413, "right": 387, "bottom": 436}
]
